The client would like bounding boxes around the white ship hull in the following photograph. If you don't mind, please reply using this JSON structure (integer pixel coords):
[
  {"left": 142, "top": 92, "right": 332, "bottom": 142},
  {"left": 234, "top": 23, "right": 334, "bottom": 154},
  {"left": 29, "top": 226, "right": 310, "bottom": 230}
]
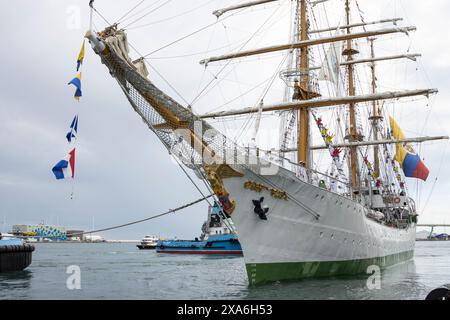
[{"left": 224, "top": 165, "right": 416, "bottom": 285}]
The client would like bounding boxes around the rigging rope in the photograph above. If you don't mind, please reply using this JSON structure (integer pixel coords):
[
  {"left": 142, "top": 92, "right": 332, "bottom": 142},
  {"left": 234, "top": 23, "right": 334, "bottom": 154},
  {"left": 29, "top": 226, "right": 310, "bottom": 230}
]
[
  {"left": 141, "top": 12, "right": 241, "bottom": 58},
  {"left": 146, "top": 37, "right": 249, "bottom": 60},
  {"left": 119, "top": 0, "right": 165, "bottom": 24},
  {"left": 209, "top": 75, "right": 275, "bottom": 112},
  {"left": 123, "top": 0, "right": 173, "bottom": 29},
  {"left": 92, "top": 6, "right": 113, "bottom": 26},
  {"left": 115, "top": 0, "right": 147, "bottom": 25},
  {"left": 420, "top": 141, "right": 448, "bottom": 216},
  {"left": 172, "top": 154, "right": 212, "bottom": 207},
  {"left": 231, "top": 4, "right": 292, "bottom": 143},
  {"left": 189, "top": 5, "right": 285, "bottom": 107},
  {"left": 17, "top": 195, "right": 213, "bottom": 239},
  {"left": 233, "top": 53, "right": 289, "bottom": 144},
  {"left": 127, "top": 0, "right": 215, "bottom": 30},
  {"left": 127, "top": 42, "right": 191, "bottom": 106}
]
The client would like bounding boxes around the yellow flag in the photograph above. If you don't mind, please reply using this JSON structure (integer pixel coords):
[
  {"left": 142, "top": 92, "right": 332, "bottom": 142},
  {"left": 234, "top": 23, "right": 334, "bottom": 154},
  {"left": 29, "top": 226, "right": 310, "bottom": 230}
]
[
  {"left": 77, "top": 41, "right": 85, "bottom": 72},
  {"left": 389, "top": 116, "right": 408, "bottom": 165}
]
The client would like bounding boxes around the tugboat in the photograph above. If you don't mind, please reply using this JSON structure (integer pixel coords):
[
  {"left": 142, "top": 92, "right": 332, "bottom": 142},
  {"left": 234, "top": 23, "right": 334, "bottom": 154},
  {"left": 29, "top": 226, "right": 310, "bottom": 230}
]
[
  {"left": 0, "top": 233, "right": 35, "bottom": 273},
  {"left": 157, "top": 204, "right": 243, "bottom": 255},
  {"left": 137, "top": 235, "right": 159, "bottom": 250}
]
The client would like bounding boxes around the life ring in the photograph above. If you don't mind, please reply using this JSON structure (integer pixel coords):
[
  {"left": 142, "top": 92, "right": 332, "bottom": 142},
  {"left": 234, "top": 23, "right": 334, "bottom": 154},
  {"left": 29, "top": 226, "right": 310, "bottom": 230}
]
[{"left": 393, "top": 197, "right": 401, "bottom": 204}]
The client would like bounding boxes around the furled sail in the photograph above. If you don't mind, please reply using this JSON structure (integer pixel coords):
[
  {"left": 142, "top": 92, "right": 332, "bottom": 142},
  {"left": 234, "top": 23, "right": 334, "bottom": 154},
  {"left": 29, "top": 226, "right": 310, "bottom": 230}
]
[
  {"left": 132, "top": 58, "right": 149, "bottom": 78},
  {"left": 318, "top": 30, "right": 343, "bottom": 92},
  {"left": 103, "top": 29, "right": 131, "bottom": 64}
]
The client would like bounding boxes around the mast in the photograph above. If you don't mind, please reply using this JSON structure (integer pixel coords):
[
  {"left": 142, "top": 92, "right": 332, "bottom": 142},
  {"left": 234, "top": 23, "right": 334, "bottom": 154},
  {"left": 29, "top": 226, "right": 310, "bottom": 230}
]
[
  {"left": 369, "top": 38, "right": 382, "bottom": 178},
  {"left": 298, "top": 0, "right": 309, "bottom": 167},
  {"left": 344, "top": 0, "right": 359, "bottom": 191}
]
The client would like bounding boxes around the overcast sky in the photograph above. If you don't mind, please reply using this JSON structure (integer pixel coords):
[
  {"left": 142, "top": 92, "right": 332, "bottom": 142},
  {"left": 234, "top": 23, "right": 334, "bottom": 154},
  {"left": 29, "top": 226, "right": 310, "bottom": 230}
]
[{"left": 1, "top": 0, "right": 449, "bottom": 239}]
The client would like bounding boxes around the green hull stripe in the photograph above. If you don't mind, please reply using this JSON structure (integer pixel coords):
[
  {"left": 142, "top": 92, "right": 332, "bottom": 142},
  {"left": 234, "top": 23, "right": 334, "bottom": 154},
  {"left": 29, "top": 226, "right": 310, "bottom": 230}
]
[{"left": 246, "top": 250, "right": 414, "bottom": 286}]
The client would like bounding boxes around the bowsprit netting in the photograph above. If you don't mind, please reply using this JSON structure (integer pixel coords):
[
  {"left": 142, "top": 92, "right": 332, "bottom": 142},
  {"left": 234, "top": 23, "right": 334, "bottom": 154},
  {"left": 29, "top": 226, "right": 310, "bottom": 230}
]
[{"left": 94, "top": 28, "right": 250, "bottom": 169}]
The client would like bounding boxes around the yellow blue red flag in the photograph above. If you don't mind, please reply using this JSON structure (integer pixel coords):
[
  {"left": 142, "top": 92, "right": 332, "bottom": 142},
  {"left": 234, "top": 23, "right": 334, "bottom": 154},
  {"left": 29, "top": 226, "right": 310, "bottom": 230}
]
[{"left": 390, "top": 116, "right": 429, "bottom": 181}]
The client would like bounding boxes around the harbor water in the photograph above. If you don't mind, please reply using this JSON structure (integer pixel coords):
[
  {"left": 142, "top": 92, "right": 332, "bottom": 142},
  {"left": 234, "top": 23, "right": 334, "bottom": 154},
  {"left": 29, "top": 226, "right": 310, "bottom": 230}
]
[{"left": 1, "top": 241, "right": 449, "bottom": 300}]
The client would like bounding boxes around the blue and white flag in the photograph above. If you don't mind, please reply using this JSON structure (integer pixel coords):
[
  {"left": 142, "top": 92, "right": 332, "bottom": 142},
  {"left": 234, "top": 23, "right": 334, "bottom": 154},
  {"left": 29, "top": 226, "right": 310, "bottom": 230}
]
[{"left": 66, "top": 115, "right": 79, "bottom": 143}]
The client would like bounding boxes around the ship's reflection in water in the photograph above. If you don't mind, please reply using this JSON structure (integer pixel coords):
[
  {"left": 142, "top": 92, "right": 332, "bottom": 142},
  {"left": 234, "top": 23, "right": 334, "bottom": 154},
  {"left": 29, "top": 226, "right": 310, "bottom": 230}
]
[{"left": 0, "top": 241, "right": 448, "bottom": 300}]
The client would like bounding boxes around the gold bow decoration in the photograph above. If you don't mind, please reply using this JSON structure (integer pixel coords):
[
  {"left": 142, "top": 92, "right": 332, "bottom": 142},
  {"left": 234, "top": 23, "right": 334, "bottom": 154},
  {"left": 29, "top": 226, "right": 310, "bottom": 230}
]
[
  {"left": 205, "top": 165, "right": 243, "bottom": 215},
  {"left": 244, "top": 181, "right": 288, "bottom": 201}
]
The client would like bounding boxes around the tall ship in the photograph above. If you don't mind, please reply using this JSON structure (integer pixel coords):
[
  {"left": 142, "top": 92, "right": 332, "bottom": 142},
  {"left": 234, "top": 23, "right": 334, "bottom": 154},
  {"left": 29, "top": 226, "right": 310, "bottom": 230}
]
[{"left": 85, "top": 0, "right": 447, "bottom": 285}]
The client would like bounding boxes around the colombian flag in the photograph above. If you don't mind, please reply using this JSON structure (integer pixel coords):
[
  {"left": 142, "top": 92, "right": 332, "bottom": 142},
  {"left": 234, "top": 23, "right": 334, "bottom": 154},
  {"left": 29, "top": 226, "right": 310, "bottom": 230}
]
[{"left": 390, "top": 117, "right": 429, "bottom": 181}]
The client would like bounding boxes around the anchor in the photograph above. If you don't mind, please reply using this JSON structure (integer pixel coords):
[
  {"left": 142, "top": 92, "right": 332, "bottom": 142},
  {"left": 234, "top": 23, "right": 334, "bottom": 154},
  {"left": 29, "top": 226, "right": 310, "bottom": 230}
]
[{"left": 252, "top": 197, "right": 269, "bottom": 220}]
